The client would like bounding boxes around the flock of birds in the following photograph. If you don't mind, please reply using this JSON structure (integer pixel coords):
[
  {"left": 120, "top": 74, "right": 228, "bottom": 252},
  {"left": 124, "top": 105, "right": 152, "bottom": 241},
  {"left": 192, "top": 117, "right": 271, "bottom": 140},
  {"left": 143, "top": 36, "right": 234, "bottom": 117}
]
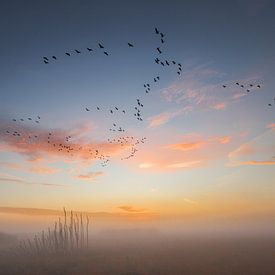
[
  {"left": 222, "top": 81, "right": 275, "bottom": 107},
  {"left": 3, "top": 27, "right": 275, "bottom": 168}
]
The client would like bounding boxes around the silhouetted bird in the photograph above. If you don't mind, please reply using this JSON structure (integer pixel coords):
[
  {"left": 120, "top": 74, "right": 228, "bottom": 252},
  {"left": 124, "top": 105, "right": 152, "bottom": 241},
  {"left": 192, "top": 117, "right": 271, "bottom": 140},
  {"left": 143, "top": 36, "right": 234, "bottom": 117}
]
[
  {"left": 52, "top": 56, "right": 57, "bottom": 60},
  {"left": 103, "top": 51, "right": 109, "bottom": 56},
  {"left": 65, "top": 53, "right": 71, "bottom": 56},
  {"left": 241, "top": 85, "right": 244, "bottom": 88},
  {"left": 85, "top": 108, "right": 90, "bottom": 111},
  {"left": 160, "top": 62, "right": 164, "bottom": 66},
  {"left": 155, "top": 58, "right": 160, "bottom": 64},
  {"left": 122, "top": 110, "right": 126, "bottom": 114},
  {"left": 247, "top": 89, "right": 250, "bottom": 93},
  {"left": 128, "top": 43, "right": 134, "bottom": 47},
  {"left": 98, "top": 43, "right": 104, "bottom": 49},
  {"left": 160, "top": 33, "right": 164, "bottom": 38},
  {"left": 44, "top": 60, "right": 48, "bottom": 64},
  {"left": 37, "top": 116, "right": 41, "bottom": 119},
  {"left": 12, "top": 119, "right": 16, "bottom": 122},
  {"left": 43, "top": 57, "right": 48, "bottom": 61},
  {"left": 177, "top": 72, "right": 181, "bottom": 75},
  {"left": 157, "top": 76, "right": 160, "bottom": 80},
  {"left": 75, "top": 49, "right": 81, "bottom": 54},
  {"left": 155, "top": 27, "right": 159, "bottom": 34},
  {"left": 236, "top": 82, "right": 239, "bottom": 85},
  {"left": 87, "top": 48, "right": 92, "bottom": 51},
  {"left": 157, "top": 47, "right": 162, "bottom": 54},
  {"left": 268, "top": 103, "right": 272, "bottom": 106},
  {"left": 165, "top": 60, "right": 169, "bottom": 65},
  {"left": 110, "top": 110, "right": 113, "bottom": 114},
  {"left": 97, "top": 107, "right": 100, "bottom": 110},
  {"left": 28, "top": 118, "right": 32, "bottom": 120},
  {"left": 250, "top": 84, "right": 253, "bottom": 87},
  {"left": 172, "top": 61, "right": 176, "bottom": 65},
  {"left": 161, "top": 39, "right": 164, "bottom": 43},
  {"left": 222, "top": 85, "right": 226, "bottom": 88},
  {"left": 178, "top": 63, "right": 182, "bottom": 67},
  {"left": 257, "top": 85, "right": 261, "bottom": 88}
]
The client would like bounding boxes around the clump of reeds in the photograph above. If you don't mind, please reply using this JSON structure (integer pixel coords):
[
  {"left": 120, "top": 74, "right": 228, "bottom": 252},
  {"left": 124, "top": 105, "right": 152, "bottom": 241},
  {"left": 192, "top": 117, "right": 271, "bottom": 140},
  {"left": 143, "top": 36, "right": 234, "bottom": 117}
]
[{"left": 18, "top": 208, "right": 90, "bottom": 255}]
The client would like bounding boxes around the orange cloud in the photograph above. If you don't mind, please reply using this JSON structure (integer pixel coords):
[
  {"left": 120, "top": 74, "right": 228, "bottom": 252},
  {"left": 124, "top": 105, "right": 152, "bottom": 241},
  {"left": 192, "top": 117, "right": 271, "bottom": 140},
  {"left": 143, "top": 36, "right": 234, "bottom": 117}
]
[
  {"left": 168, "top": 141, "right": 204, "bottom": 151},
  {"left": 217, "top": 136, "right": 232, "bottom": 144},
  {"left": 139, "top": 162, "right": 156, "bottom": 169},
  {"left": 228, "top": 129, "right": 275, "bottom": 166},
  {"left": 267, "top": 123, "right": 275, "bottom": 130},
  {"left": 166, "top": 160, "right": 202, "bottom": 168},
  {"left": 239, "top": 160, "right": 275, "bottom": 166},
  {"left": 213, "top": 102, "right": 226, "bottom": 110},
  {"left": 118, "top": 205, "right": 147, "bottom": 213},
  {"left": 76, "top": 171, "right": 104, "bottom": 181}
]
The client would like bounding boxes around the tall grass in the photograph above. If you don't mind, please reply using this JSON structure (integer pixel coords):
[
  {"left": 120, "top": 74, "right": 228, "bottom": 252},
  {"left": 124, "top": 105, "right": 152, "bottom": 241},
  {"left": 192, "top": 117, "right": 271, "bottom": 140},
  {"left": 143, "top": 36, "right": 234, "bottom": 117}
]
[{"left": 18, "top": 208, "right": 90, "bottom": 255}]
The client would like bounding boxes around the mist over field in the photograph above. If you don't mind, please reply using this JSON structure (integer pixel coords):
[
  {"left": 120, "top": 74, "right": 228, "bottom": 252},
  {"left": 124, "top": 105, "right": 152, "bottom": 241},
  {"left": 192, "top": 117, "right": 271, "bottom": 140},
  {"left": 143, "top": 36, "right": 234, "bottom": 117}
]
[{"left": 0, "top": 210, "right": 275, "bottom": 275}]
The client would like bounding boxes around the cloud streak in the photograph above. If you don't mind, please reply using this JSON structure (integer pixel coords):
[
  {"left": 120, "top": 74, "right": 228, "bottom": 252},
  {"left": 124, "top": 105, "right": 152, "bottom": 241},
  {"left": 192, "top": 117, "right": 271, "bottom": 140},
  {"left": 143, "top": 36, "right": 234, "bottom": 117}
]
[{"left": 0, "top": 172, "right": 66, "bottom": 187}]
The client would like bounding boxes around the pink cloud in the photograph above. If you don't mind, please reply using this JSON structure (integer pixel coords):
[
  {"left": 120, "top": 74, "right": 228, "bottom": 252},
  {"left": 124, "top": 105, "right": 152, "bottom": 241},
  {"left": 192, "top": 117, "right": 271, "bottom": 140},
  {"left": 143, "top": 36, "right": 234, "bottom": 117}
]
[
  {"left": 29, "top": 166, "right": 59, "bottom": 174},
  {"left": 0, "top": 119, "right": 131, "bottom": 165}
]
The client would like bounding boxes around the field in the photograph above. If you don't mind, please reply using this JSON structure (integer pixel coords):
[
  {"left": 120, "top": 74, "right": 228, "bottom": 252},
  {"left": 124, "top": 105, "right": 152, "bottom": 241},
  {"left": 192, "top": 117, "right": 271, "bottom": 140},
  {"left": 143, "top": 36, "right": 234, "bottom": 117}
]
[{"left": 0, "top": 230, "right": 274, "bottom": 275}]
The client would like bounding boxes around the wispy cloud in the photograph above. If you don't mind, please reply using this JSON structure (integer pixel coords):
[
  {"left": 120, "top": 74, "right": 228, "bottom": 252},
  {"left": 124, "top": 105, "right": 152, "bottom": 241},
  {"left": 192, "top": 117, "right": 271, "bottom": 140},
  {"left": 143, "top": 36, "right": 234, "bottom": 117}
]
[
  {"left": 168, "top": 141, "right": 205, "bottom": 151},
  {"left": 148, "top": 106, "right": 192, "bottom": 128},
  {"left": 161, "top": 63, "right": 262, "bottom": 113},
  {"left": 183, "top": 198, "right": 198, "bottom": 204},
  {"left": 76, "top": 171, "right": 104, "bottom": 181},
  {"left": 228, "top": 128, "right": 275, "bottom": 166},
  {"left": 118, "top": 205, "right": 147, "bottom": 213},
  {"left": 167, "top": 160, "right": 202, "bottom": 169},
  {"left": 0, "top": 172, "right": 66, "bottom": 187}
]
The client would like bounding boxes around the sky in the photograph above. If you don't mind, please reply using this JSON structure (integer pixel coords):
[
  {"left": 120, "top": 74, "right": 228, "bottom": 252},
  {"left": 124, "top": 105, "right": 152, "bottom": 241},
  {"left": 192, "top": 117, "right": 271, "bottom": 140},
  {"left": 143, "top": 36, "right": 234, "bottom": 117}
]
[{"left": 0, "top": 0, "right": 274, "bottom": 230}]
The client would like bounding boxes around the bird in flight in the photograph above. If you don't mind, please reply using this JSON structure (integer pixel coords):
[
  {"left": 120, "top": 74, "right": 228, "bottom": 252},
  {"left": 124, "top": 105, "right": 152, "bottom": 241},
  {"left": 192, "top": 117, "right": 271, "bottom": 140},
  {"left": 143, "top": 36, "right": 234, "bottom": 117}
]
[
  {"left": 75, "top": 49, "right": 81, "bottom": 54},
  {"left": 87, "top": 48, "right": 93, "bottom": 51},
  {"left": 65, "top": 52, "right": 71, "bottom": 56},
  {"left": 104, "top": 51, "right": 109, "bottom": 56},
  {"left": 155, "top": 27, "right": 159, "bottom": 34},
  {"left": 98, "top": 43, "right": 104, "bottom": 49},
  {"left": 85, "top": 107, "right": 90, "bottom": 111},
  {"left": 128, "top": 43, "right": 134, "bottom": 47},
  {"left": 52, "top": 56, "right": 57, "bottom": 60},
  {"left": 157, "top": 47, "right": 162, "bottom": 54}
]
